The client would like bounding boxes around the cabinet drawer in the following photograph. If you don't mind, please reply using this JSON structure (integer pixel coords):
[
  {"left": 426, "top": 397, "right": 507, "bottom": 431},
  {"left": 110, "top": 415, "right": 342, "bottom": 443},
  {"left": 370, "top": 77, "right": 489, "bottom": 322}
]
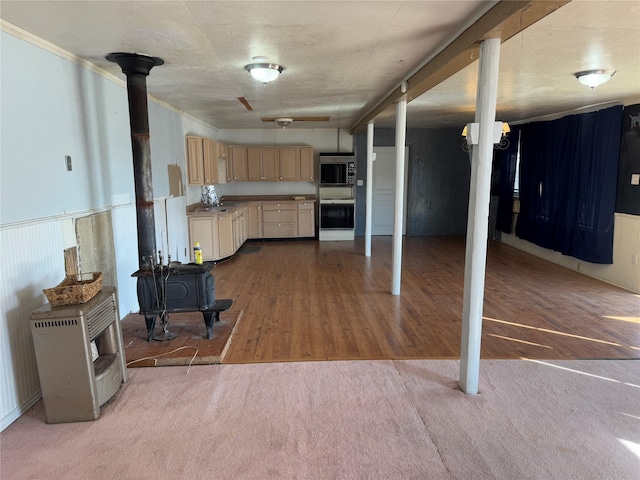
[
  {"left": 262, "top": 202, "right": 296, "bottom": 211},
  {"left": 262, "top": 209, "right": 297, "bottom": 223},
  {"left": 263, "top": 223, "right": 297, "bottom": 238},
  {"left": 297, "top": 202, "right": 314, "bottom": 211}
]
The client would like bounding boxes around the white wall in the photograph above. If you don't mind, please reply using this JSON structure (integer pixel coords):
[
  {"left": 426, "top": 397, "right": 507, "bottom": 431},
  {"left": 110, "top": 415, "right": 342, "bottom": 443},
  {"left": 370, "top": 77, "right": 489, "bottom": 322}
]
[
  {"left": 0, "top": 28, "right": 193, "bottom": 429},
  {"left": 498, "top": 213, "right": 640, "bottom": 294}
]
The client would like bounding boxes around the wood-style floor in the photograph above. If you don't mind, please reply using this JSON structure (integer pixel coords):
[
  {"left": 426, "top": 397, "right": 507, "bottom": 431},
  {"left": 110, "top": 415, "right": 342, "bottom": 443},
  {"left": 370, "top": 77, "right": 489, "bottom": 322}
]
[{"left": 211, "top": 236, "right": 639, "bottom": 363}]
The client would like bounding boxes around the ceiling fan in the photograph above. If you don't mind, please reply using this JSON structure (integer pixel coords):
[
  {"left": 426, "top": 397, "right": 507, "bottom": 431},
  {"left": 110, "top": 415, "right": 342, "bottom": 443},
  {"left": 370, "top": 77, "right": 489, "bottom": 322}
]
[{"left": 261, "top": 116, "right": 331, "bottom": 128}]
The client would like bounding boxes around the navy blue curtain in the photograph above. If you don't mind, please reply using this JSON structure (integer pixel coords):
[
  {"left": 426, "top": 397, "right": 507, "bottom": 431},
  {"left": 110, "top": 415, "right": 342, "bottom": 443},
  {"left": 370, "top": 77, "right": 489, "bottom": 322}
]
[
  {"left": 495, "top": 126, "right": 521, "bottom": 234},
  {"left": 515, "top": 106, "right": 622, "bottom": 264}
]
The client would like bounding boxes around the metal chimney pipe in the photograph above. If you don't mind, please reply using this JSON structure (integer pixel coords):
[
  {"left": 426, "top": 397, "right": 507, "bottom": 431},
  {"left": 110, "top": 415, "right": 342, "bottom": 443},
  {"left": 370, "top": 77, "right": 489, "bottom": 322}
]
[{"left": 106, "top": 52, "right": 164, "bottom": 270}]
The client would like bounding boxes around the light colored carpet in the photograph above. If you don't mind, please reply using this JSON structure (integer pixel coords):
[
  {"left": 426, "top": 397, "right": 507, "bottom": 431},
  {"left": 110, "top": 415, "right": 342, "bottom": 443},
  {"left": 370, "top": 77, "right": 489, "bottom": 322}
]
[{"left": 1, "top": 359, "right": 638, "bottom": 479}]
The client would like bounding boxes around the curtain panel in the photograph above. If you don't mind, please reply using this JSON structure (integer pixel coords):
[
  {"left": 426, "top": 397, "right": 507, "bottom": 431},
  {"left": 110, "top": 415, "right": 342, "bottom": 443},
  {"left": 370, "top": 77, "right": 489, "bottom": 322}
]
[
  {"left": 495, "top": 126, "right": 521, "bottom": 234},
  {"left": 515, "top": 106, "right": 622, "bottom": 264}
]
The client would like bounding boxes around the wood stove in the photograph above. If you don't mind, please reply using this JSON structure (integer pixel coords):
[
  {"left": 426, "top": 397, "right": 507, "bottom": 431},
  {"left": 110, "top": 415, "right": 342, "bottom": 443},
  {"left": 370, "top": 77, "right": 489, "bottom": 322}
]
[
  {"left": 108, "top": 52, "right": 232, "bottom": 341},
  {"left": 132, "top": 262, "right": 228, "bottom": 341}
]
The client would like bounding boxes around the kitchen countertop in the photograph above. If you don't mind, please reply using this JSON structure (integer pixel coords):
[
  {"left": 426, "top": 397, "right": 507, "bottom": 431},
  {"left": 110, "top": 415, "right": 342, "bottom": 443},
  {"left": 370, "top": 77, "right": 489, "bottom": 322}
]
[
  {"left": 222, "top": 195, "right": 316, "bottom": 202},
  {"left": 186, "top": 195, "right": 316, "bottom": 216}
]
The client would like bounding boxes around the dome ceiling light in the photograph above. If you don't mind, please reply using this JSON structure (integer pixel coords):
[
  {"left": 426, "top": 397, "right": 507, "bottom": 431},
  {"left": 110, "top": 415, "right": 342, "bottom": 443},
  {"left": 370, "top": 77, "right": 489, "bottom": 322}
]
[
  {"left": 275, "top": 118, "right": 293, "bottom": 129},
  {"left": 573, "top": 69, "right": 616, "bottom": 89},
  {"left": 244, "top": 58, "right": 285, "bottom": 83}
]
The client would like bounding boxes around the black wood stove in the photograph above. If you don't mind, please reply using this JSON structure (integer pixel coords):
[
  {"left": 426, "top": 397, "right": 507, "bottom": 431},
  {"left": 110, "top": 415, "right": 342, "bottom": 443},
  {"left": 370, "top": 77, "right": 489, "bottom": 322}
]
[
  {"left": 108, "top": 52, "right": 232, "bottom": 342},
  {"left": 132, "top": 262, "right": 229, "bottom": 341}
]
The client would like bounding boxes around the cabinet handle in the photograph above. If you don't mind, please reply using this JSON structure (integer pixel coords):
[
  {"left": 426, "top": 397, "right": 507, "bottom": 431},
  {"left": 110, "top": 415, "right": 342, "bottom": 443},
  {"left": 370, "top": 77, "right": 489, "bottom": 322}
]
[
  {"left": 277, "top": 209, "right": 280, "bottom": 212},
  {"left": 280, "top": 176, "right": 283, "bottom": 180}
]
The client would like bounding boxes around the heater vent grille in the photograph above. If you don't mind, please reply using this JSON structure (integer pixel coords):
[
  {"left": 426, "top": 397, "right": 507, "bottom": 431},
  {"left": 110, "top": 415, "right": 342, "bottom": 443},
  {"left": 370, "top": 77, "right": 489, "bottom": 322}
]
[
  {"left": 87, "top": 297, "right": 117, "bottom": 341},
  {"left": 33, "top": 319, "right": 78, "bottom": 330}
]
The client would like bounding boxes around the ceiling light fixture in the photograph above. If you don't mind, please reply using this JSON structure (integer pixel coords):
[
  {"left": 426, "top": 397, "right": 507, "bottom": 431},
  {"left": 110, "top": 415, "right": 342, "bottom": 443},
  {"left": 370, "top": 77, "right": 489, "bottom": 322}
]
[
  {"left": 275, "top": 118, "right": 293, "bottom": 129},
  {"left": 573, "top": 69, "right": 616, "bottom": 89},
  {"left": 245, "top": 62, "right": 285, "bottom": 83},
  {"left": 462, "top": 122, "right": 510, "bottom": 152}
]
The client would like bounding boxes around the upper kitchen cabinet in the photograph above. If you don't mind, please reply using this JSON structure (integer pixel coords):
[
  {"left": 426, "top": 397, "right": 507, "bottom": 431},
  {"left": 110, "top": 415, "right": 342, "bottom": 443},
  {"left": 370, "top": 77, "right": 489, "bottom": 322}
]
[
  {"left": 248, "top": 147, "right": 279, "bottom": 181},
  {"left": 186, "top": 136, "right": 227, "bottom": 185},
  {"left": 230, "top": 147, "right": 249, "bottom": 182},
  {"left": 278, "top": 147, "right": 299, "bottom": 181},
  {"left": 299, "top": 147, "right": 314, "bottom": 182}
]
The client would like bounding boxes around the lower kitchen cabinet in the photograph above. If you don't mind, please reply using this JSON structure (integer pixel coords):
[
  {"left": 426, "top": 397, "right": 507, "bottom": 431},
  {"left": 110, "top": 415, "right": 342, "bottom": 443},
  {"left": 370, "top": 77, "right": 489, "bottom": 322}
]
[
  {"left": 188, "top": 216, "right": 218, "bottom": 261},
  {"left": 189, "top": 200, "right": 315, "bottom": 260},
  {"left": 217, "top": 213, "right": 234, "bottom": 258},
  {"left": 297, "top": 202, "right": 315, "bottom": 237},
  {"left": 188, "top": 213, "right": 234, "bottom": 261},
  {"left": 246, "top": 204, "right": 262, "bottom": 239},
  {"left": 232, "top": 207, "right": 246, "bottom": 251},
  {"left": 262, "top": 202, "right": 297, "bottom": 238}
]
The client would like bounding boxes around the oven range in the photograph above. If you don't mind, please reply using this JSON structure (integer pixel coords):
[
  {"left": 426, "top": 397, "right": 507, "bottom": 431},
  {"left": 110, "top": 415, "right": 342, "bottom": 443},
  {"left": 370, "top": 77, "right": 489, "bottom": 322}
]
[{"left": 319, "top": 197, "right": 355, "bottom": 241}]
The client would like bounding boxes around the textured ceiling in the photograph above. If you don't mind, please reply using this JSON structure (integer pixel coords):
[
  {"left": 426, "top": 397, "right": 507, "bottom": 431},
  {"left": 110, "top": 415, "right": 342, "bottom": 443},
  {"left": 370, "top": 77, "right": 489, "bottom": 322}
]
[{"left": 1, "top": 0, "right": 639, "bottom": 131}]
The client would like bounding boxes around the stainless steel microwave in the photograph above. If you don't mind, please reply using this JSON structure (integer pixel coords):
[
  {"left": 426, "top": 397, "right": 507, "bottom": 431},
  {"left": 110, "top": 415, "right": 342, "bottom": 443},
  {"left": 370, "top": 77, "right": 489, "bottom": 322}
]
[{"left": 319, "top": 154, "right": 356, "bottom": 185}]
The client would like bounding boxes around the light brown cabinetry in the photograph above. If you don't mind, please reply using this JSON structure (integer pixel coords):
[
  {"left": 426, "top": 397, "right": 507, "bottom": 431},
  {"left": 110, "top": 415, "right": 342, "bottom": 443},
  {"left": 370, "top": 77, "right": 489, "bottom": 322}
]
[
  {"left": 246, "top": 204, "right": 262, "bottom": 239},
  {"left": 297, "top": 202, "right": 315, "bottom": 237},
  {"left": 230, "top": 147, "right": 249, "bottom": 182},
  {"left": 188, "top": 216, "right": 218, "bottom": 260},
  {"left": 248, "top": 147, "right": 279, "bottom": 181},
  {"left": 299, "top": 146, "right": 314, "bottom": 182},
  {"left": 277, "top": 147, "right": 300, "bottom": 181},
  {"left": 262, "top": 202, "right": 298, "bottom": 238},
  {"left": 186, "top": 137, "right": 205, "bottom": 184},
  {"left": 186, "top": 136, "right": 227, "bottom": 185},
  {"left": 217, "top": 213, "right": 234, "bottom": 259},
  {"left": 232, "top": 207, "right": 246, "bottom": 251},
  {"left": 188, "top": 213, "right": 235, "bottom": 261}
]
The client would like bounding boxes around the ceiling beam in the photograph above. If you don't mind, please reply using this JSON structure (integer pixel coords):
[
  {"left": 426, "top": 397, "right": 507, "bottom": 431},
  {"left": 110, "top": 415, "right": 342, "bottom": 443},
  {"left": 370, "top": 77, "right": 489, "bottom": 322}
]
[{"left": 349, "top": 0, "right": 571, "bottom": 135}]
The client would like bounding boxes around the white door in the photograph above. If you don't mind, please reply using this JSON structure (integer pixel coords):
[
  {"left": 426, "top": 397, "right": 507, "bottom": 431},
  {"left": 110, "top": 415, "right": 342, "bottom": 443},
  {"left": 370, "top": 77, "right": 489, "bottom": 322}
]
[{"left": 372, "top": 147, "right": 409, "bottom": 235}]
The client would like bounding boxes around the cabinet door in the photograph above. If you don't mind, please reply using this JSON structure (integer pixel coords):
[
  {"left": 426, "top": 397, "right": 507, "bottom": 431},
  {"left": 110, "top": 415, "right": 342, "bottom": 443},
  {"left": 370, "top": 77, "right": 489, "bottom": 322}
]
[
  {"left": 247, "top": 147, "right": 263, "bottom": 181},
  {"left": 278, "top": 147, "right": 299, "bottom": 181},
  {"left": 232, "top": 212, "right": 245, "bottom": 252},
  {"left": 247, "top": 204, "right": 262, "bottom": 238},
  {"left": 262, "top": 147, "right": 279, "bottom": 181},
  {"left": 299, "top": 147, "right": 314, "bottom": 182},
  {"left": 186, "top": 137, "right": 204, "bottom": 185},
  {"left": 231, "top": 147, "right": 248, "bottom": 182},
  {"left": 188, "top": 216, "right": 218, "bottom": 260},
  {"left": 297, "top": 202, "right": 315, "bottom": 237},
  {"left": 217, "top": 214, "right": 234, "bottom": 258},
  {"left": 203, "top": 138, "right": 219, "bottom": 184}
]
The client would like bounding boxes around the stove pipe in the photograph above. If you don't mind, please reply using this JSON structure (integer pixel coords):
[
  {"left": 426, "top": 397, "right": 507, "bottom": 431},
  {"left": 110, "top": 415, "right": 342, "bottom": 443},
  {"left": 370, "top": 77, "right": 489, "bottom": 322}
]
[{"left": 106, "top": 53, "right": 164, "bottom": 270}]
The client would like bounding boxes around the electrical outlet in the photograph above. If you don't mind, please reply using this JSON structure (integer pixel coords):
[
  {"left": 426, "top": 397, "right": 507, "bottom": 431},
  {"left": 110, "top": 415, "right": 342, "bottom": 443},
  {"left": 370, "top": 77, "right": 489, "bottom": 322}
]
[
  {"left": 632, "top": 254, "right": 638, "bottom": 265},
  {"left": 65, "top": 155, "right": 72, "bottom": 171},
  {"left": 357, "top": 179, "right": 364, "bottom": 186},
  {"left": 631, "top": 174, "right": 640, "bottom": 186}
]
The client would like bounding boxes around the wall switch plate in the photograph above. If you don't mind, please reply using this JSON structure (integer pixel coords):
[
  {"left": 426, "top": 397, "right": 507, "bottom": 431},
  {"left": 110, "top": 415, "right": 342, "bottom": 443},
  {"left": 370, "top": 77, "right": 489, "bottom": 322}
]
[
  {"left": 631, "top": 173, "right": 640, "bottom": 185},
  {"left": 65, "top": 155, "right": 72, "bottom": 171},
  {"left": 357, "top": 179, "right": 364, "bottom": 186}
]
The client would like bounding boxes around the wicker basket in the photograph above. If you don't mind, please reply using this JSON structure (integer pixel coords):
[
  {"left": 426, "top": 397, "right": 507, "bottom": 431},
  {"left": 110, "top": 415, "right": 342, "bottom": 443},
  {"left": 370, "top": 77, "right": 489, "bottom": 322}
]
[{"left": 43, "top": 272, "right": 103, "bottom": 307}]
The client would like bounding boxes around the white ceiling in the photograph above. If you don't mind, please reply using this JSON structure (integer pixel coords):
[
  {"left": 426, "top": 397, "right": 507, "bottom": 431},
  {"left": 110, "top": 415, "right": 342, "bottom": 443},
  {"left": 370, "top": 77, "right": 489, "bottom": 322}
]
[{"left": 1, "top": 0, "right": 639, "bottom": 132}]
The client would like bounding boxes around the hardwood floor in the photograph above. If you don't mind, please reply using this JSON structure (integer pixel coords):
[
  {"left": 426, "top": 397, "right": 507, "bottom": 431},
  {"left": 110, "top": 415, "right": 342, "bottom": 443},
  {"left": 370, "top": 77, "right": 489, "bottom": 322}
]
[{"left": 211, "top": 237, "right": 639, "bottom": 363}]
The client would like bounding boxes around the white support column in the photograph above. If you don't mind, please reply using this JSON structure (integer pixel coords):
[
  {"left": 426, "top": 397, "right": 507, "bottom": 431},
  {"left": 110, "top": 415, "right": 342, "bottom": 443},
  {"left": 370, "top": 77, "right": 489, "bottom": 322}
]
[
  {"left": 391, "top": 98, "right": 407, "bottom": 295},
  {"left": 365, "top": 121, "right": 374, "bottom": 257},
  {"left": 459, "top": 37, "right": 501, "bottom": 394}
]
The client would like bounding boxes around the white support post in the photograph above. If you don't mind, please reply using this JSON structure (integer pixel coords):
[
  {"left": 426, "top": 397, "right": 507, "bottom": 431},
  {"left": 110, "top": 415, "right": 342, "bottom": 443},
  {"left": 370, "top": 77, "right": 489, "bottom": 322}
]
[
  {"left": 459, "top": 37, "right": 501, "bottom": 394},
  {"left": 391, "top": 98, "right": 407, "bottom": 295},
  {"left": 365, "top": 121, "right": 374, "bottom": 257}
]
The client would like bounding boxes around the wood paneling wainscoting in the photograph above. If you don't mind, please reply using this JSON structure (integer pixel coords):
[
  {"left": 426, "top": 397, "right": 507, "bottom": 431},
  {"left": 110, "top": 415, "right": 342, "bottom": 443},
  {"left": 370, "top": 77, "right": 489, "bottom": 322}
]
[{"left": 213, "top": 237, "right": 639, "bottom": 364}]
